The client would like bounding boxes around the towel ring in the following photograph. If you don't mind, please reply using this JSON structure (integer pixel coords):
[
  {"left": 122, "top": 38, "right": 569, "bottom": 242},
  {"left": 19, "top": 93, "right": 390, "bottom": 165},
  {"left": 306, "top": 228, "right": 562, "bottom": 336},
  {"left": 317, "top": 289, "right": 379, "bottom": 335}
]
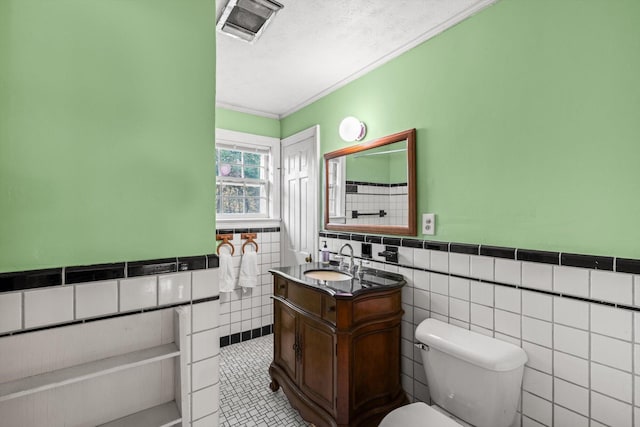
[
  {"left": 241, "top": 233, "right": 259, "bottom": 254},
  {"left": 216, "top": 233, "right": 235, "bottom": 256}
]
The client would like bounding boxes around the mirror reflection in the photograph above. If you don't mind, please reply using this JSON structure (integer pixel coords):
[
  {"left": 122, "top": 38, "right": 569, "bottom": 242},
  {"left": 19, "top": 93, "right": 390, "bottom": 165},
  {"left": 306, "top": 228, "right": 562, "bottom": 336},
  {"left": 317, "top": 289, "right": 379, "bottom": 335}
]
[
  {"left": 324, "top": 129, "right": 416, "bottom": 236},
  {"left": 328, "top": 140, "right": 408, "bottom": 226}
]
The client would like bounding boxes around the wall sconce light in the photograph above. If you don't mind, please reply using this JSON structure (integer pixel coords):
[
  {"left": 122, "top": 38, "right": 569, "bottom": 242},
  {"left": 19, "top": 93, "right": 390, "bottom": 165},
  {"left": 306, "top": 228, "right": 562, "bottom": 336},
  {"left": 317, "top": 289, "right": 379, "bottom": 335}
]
[{"left": 339, "top": 116, "right": 367, "bottom": 142}]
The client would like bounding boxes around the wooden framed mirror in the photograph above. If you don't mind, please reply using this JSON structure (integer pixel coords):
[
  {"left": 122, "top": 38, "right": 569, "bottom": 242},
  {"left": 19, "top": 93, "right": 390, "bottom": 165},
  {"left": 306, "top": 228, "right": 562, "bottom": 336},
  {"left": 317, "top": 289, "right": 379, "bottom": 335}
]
[{"left": 324, "top": 128, "right": 416, "bottom": 236}]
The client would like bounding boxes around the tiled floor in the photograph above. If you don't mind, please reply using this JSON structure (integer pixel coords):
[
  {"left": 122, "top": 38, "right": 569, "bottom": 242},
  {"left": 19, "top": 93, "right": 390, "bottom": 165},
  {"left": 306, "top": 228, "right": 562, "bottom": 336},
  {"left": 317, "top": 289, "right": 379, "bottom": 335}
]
[{"left": 219, "top": 335, "right": 310, "bottom": 427}]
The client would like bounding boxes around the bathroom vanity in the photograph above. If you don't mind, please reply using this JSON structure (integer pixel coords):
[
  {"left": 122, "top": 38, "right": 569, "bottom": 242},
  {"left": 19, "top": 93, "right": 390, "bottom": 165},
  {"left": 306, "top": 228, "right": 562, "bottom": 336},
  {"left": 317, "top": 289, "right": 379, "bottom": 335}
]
[{"left": 268, "top": 263, "right": 407, "bottom": 427}]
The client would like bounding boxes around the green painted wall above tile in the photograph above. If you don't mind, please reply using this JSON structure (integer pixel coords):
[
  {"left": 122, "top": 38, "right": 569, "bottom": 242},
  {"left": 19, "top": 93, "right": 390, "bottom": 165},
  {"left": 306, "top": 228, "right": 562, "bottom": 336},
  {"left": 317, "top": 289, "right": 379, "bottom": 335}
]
[
  {"left": 216, "top": 108, "right": 280, "bottom": 138},
  {"left": 0, "top": 0, "right": 216, "bottom": 272},
  {"left": 282, "top": 0, "right": 640, "bottom": 258}
]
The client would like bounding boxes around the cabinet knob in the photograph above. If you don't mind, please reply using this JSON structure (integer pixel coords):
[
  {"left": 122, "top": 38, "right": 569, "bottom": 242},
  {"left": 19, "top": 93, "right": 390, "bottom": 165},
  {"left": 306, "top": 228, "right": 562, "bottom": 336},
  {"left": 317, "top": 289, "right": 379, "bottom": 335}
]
[{"left": 327, "top": 306, "right": 336, "bottom": 312}]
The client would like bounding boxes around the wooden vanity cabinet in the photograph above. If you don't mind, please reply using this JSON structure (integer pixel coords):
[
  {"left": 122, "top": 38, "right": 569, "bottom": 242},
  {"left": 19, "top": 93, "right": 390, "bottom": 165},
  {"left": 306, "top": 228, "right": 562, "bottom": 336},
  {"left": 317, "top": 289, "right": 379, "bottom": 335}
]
[{"left": 269, "top": 274, "right": 406, "bottom": 427}]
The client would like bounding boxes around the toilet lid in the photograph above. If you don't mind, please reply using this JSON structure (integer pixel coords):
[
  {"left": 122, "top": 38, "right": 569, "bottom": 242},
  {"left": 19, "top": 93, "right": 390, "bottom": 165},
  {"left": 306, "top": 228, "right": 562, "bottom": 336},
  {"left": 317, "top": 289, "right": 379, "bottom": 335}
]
[{"left": 379, "top": 402, "right": 462, "bottom": 427}]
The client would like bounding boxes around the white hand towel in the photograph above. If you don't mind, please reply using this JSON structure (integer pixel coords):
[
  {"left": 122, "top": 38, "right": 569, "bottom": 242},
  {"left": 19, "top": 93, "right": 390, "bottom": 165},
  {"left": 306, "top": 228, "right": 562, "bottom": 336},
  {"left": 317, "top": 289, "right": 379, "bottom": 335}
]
[
  {"left": 219, "top": 252, "right": 235, "bottom": 293},
  {"left": 239, "top": 251, "right": 258, "bottom": 289}
]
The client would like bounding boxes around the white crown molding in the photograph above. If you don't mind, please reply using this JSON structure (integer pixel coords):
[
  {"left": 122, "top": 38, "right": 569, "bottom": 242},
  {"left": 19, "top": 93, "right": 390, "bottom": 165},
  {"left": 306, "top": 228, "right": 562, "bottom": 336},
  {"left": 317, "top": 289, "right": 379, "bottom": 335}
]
[
  {"left": 279, "top": 0, "right": 498, "bottom": 119},
  {"left": 216, "top": 101, "right": 281, "bottom": 120}
]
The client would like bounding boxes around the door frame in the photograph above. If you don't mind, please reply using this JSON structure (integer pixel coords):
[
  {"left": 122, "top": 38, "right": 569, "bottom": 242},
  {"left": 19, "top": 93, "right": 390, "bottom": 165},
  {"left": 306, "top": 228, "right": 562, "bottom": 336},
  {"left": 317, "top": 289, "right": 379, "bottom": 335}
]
[{"left": 280, "top": 125, "right": 320, "bottom": 263}]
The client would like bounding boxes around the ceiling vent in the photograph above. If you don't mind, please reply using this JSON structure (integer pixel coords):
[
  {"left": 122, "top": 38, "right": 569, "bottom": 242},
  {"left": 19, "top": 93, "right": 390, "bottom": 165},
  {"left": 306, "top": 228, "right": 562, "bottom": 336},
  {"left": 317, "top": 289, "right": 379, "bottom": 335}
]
[{"left": 217, "top": 0, "right": 284, "bottom": 43}]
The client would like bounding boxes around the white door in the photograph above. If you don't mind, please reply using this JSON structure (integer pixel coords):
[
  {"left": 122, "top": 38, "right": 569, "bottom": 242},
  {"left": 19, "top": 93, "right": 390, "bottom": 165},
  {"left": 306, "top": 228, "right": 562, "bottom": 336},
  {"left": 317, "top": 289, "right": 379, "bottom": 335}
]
[{"left": 281, "top": 126, "right": 319, "bottom": 266}]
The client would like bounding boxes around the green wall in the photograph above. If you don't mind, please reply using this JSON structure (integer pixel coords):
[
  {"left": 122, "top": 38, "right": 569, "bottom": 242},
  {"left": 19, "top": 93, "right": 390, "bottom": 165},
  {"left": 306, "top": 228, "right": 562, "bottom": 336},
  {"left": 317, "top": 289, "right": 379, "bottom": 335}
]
[
  {"left": 281, "top": 0, "right": 640, "bottom": 258},
  {"left": 216, "top": 107, "right": 280, "bottom": 138},
  {"left": 0, "top": 0, "right": 216, "bottom": 273},
  {"left": 345, "top": 141, "right": 408, "bottom": 184}
]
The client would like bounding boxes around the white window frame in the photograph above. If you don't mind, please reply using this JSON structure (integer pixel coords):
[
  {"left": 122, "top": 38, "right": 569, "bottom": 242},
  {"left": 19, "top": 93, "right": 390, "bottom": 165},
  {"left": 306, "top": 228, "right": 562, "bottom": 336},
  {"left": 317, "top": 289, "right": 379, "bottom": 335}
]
[
  {"left": 327, "top": 156, "right": 346, "bottom": 224},
  {"left": 215, "top": 128, "right": 280, "bottom": 226}
]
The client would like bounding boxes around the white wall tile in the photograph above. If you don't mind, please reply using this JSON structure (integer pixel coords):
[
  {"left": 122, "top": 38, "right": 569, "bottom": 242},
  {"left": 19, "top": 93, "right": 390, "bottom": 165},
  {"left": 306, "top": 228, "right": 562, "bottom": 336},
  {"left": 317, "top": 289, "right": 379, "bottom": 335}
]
[
  {"left": 591, "top": 334, "right": 632, "bottom": 371},
  {"left": 553, "top": 351, "right": 588, "bottom": 387},
  {"left": 193, "top": 300, "right": 220, "bottom": 333},
  {"left": 522, "top": 391, "right": 552, "bottom": 426},
  {"left": 591, "top": 270, "right": 633, "bottom": 305},
  {"left": 0, "top": 292, "right": 22, "bottom": 333},
  {"left": 430, "top": 273, "right": 448, "bottom": 295},
  {"left": 522, "top": 291, "right": 552, "bottom": 321},
  {"left": 413, "top": 249, "right": 430, "bottom": 269},
  {"left": 193, "top": 329, "right": 219, "bottom": 362},
  {"left": 402, "top": 286, "right": 414, "bottom": 305},
  {"left": 413, "top": 270, "right": 429, "bottom": 291},
  {"left": 495, "top": 309, "right": 521, "bottom": 338},
  {"left": 431, "top": 293, "right": 449, "bottom": 316},
  {"left": 398, "top": 247, "right": 414, "bottom": 266},
  {"left": 193, "top": 268, "right": 220, "bottom": 299},
  {"left": 635, "top": 275, "right": 640, "bottom": 307},
  {"left": 523, "top": 367, "right": 552, "bottom": 400},
  {"left": 495, "top": 286, "right": 521, "bottom": 313},
  {"left": 119, "top": 276, "right": 157, "bottom": 311},
  {"left": 553, "top": 325, "right": 589, "bottom": 358},
  {"left": 553, "top": 297, "right": 589, "bottom": 330},
  {"left": 521, "top": 262, "right": 552, "bottom": 292},
  {"left": 590, "top": 391, "right": 632, "bottom": 427},
  {"left": 449, "top": 277, "right": 470, "bottom": 300},
  {"left": 24, "top": 286, "right": 74, "bottom": 328},
  {"left": 192, "top": 356, "right": 219, "bottom": 391},
  {"left": 495, "top": 259, "right": 521, "bottom": 285},
  {"left": 553, "top": 405, "right": 588, "bottom": 427},
  {"left": 192, "top": 413, "right": 219, "bottom": 427},
  {"left": 414, "top": 290, "right": 430, "bottom": 311},
  {"left": 522, "top": 417, "right": 545, "bottom": 427},
  {"left": 470, "top": 255, "right": 494, "bottom": 281},
  {"left": 591, "top": 362, "right": 632, "bottom": 403},
  {"left": 522, "top": 317, "right": 552, "bottom": 348},
  {"left": 470, "top": 281, "right": 494, "bottom": 307},
  {"left": 523, "top": 342, "right": 552, "bottom": 374},
  {"left": 430, "top": 250, "right": 449, "bottom": 273},
  {"left": 449, "top": 318, "right": 469, "bottom": 330},
  {"left": 470, "top": 303, "right": 493, "bottom": 330},
  {"left": 192, "top": 384, "right": 219, "bottom": 419},
  {"left": 450, "top": 298, "right": 470, "bottom": 322},
  {"left": 553, "top": 266, "right": 589, "bottom": 298},
  {"left": 554, "top": 378, "right": 588, "bottom": 416},
  {"left": 496, "top": 331, "right": 521, "bottom": 346},
  {"left": 590, "top": 304, "right": 632, "bottom": 341},
  {"left": 449, "top": 253, "right": 470, "bottom": 276},
  {"left": 158, "top": 272, "right": 191, "bottom": 305},
  {"left": 74, "top": 280, "right": 119, "bottom": 321}
]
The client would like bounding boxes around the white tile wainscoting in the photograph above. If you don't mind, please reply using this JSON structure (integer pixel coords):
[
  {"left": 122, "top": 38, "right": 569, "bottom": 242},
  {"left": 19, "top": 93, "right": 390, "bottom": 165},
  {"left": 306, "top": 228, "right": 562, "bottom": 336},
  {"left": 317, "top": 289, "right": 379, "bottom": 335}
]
[
  {"left": 0, "top": 258, "right": 221, "bottom": 427},
  {"left": 215, "top": 228, "right": 280, "bottom": 346},
  {"left": 322, "top": 233, "right": 640, "bottom": 427}
]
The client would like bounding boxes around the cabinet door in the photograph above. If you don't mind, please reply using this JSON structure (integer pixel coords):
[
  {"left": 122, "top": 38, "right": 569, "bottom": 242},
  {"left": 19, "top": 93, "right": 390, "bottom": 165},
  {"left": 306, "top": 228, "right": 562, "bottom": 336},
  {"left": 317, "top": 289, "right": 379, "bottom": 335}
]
[
  {"left": 273, "top": 299, "right": 298, "bottom": 381},
  {"left": 299, "top": 315, "right": 336, "bottom": 414}
]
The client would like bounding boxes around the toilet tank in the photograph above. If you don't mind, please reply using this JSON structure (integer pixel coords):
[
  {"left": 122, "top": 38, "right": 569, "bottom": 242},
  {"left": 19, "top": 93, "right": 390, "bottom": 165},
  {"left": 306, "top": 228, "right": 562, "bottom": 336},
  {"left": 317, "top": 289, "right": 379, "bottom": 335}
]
[{"left": 415, "top": 319, "right": 527, "bottom": 427}]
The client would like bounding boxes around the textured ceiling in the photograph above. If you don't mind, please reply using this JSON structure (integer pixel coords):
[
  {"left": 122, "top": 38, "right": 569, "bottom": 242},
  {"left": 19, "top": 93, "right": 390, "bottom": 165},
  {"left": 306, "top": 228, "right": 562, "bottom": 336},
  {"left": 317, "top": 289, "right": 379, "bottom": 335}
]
[{"left": 215, "top": 0, "right": 495, "bottom": 118}]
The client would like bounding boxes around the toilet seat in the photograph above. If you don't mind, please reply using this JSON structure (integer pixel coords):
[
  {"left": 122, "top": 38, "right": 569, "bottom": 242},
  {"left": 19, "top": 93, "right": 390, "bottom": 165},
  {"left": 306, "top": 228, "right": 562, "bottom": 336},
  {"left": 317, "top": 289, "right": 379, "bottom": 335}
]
[{"left": 379, "top": 402, "right": 462, "bottom": 427}]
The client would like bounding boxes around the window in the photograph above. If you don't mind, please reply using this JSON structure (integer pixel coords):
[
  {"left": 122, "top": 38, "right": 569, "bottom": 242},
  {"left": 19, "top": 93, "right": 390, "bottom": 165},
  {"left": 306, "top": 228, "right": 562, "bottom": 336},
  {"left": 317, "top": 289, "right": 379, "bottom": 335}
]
[
  {"left": 215, "top": 129, "right": 280, "bottom": 221},
  {"left": 327, "top": 157, "right": 346, "bottom": 222},
  {"left": 216, "top": 144, "right": 269, "bottom": 215}
]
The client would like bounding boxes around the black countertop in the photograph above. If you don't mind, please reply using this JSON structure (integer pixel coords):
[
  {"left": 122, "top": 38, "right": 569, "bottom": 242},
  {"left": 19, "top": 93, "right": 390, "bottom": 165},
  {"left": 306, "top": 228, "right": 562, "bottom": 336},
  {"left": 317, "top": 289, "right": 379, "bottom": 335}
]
[{"left": 269, "top": 262, "right": 406, "bottom": 298}]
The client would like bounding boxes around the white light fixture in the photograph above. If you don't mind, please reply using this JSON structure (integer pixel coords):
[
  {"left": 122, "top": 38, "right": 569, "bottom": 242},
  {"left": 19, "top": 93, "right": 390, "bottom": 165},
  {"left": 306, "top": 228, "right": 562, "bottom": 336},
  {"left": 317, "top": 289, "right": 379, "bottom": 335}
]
[{"left": 339, "top": 116, "right": 367, "bottom": 142}]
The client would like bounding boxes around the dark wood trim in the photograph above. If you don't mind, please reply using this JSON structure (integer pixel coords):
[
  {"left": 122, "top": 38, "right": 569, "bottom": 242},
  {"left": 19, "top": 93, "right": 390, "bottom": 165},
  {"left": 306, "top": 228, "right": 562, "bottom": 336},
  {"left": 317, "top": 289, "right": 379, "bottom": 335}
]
[{"left": 324, "top": 129, "right": 417, "bottom": 236}]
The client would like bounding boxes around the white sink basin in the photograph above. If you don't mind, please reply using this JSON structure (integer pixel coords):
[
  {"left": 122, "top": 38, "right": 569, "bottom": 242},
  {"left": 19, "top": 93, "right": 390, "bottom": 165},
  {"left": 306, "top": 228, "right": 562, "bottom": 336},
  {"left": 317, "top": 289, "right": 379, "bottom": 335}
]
[{"left": 304, "top": 270, "right": 352, "bottom": 282}]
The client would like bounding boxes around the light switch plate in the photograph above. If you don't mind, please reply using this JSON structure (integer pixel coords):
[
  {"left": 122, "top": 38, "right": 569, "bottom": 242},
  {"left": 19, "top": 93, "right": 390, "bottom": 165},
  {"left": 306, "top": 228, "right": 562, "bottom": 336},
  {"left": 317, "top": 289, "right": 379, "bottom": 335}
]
[{"left": 422, "top": 213, "right": 435, "bottom": 235}]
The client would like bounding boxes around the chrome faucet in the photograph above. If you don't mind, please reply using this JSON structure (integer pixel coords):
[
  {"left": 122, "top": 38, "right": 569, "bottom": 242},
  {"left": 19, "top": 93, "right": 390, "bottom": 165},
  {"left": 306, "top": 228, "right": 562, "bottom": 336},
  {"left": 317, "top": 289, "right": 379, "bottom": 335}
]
[{"left": 338, "top": 243, "right": 354, "bottom": 272}]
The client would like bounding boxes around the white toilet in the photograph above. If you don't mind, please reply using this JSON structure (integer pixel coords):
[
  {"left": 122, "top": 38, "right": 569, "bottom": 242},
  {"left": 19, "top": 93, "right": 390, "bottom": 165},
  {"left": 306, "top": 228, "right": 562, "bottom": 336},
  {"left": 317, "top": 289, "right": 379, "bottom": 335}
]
[{"left": 380, "top": 318, "right": 528, "bottom": 427}]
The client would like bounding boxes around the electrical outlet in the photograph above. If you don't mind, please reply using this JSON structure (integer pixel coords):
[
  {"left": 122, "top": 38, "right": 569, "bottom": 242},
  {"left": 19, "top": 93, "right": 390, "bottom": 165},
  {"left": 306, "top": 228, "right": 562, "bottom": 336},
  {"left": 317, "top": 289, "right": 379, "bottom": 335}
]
[{"left": 422, "top": 213, "right": 435, "bottom": 235}]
